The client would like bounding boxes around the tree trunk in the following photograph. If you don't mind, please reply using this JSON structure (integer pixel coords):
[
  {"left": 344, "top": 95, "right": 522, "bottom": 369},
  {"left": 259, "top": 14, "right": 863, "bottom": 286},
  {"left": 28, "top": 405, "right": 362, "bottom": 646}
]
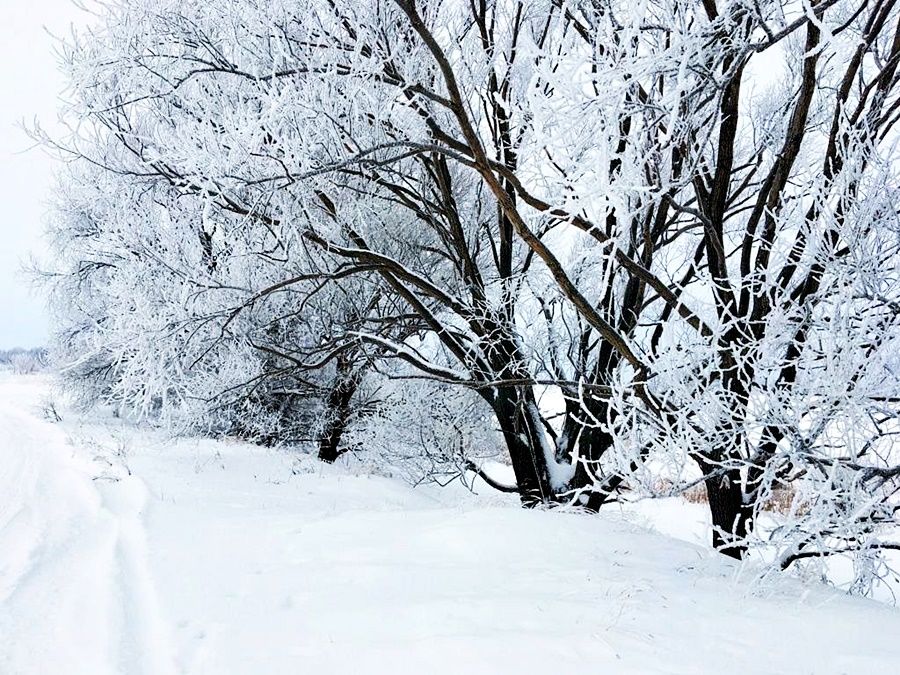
[
  {"left": 700, "top": 343, "right": 755, "bottom": 558},
  {"left": 317, "top": 368, "right": 360, "bottom": 463},
  {"left": 703, "top": 468, "right": 753, "bottom": 559},
  {"left": 562, "top": 413, "right": 616, "bottom": 512},
  {"left": 486, "top": 386, "right": 554, "bottom": 507}
]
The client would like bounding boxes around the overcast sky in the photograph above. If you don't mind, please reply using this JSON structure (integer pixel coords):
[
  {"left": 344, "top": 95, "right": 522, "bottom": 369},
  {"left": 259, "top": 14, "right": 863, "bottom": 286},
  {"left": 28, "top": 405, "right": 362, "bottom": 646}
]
[{"left": 0, "top": 1, "right": 90, "bottom": 349}]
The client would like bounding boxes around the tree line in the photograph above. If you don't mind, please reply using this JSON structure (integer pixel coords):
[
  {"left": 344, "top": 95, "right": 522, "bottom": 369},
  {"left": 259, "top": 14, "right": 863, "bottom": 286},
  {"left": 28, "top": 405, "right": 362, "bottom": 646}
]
[{"left": 43, "top": 0, "right": 900, "bottom": 590}]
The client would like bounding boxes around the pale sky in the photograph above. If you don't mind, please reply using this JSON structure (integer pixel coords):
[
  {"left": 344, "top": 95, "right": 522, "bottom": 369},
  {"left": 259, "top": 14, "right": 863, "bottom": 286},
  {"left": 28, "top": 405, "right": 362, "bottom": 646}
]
[{"left": 0, "top": 0, "right": 90, "bottom": 349}]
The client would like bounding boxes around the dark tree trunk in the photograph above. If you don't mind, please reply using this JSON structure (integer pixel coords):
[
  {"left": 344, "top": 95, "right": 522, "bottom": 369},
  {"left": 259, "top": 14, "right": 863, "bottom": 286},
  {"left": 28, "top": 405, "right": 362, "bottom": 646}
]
[
  {"left": 697, "top": 337, "right": 755, "bottom": 558},
  {"left": 317, "top": 361, "right": 361, "bottom": 463},
  {"left": 703, "top": 467, "right": 753, "bottom": 559},
  {"left": 558, "top": 400, "right": 617, "bottom": 512},
  {"left": 485, "top": 385, "right": 554, "bottom": 507},
  {"left": 555, "top": 328, "right": 628, "bottom": 512},
  {"left": 570, "top": 425, "right": 616, "bottom": 511},
  {"left": 316, "top": 393, "right": 353, "bottom": 463}
]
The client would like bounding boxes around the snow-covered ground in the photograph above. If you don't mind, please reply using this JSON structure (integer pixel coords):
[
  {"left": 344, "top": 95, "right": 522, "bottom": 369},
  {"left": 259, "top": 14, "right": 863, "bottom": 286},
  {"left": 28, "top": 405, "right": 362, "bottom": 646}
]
[{"left": 1, "top": 373, "right": 899, "bottom": 674}]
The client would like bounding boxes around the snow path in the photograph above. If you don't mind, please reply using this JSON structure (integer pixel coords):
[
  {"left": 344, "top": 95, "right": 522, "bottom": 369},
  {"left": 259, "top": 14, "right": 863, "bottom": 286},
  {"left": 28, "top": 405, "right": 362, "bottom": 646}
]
[
  {"left": 0, "top": 376, "right": 176, "bottom": 675},
  {"left": 2, "top": 373, "right": 900, "bottom": 674}
]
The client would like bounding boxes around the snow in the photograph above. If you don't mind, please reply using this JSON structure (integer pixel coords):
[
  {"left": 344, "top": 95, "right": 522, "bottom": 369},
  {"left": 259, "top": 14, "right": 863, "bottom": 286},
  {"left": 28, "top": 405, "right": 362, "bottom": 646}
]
[{"left": 2, "top": 373, "right": 900, "bottom": 674}]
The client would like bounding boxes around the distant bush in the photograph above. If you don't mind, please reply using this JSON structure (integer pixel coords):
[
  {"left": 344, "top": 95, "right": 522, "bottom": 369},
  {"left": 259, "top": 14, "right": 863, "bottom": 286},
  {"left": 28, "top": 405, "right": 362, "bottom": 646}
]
[{"left": 0, "top": 348, "right": 49, "bottom": 374}]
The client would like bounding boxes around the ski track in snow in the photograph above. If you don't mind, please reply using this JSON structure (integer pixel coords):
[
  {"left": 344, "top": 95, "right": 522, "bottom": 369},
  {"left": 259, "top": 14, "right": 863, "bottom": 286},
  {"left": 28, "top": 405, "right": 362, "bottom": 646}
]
[
  {"left": 2, "top": 373, "right": 900, "bottom": 674},
  {"left": 0, "top": 375, "right": 176, "bottom": 675}
]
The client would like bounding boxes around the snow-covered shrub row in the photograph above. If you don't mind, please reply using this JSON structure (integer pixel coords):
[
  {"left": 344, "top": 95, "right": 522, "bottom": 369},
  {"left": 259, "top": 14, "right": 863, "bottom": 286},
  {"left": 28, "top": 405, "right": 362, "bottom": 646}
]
[
  {"left": 0, "top": 348, "right": 48, "bottom": 374},
  {"left": 41, "top": 0, "right": 900, "bottom": 591}
]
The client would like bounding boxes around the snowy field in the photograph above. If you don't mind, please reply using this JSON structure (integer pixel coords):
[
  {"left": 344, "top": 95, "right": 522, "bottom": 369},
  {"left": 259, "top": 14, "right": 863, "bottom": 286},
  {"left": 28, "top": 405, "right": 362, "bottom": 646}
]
[{"left": 1, "top": 373, "right": 899, "bottom": 675}]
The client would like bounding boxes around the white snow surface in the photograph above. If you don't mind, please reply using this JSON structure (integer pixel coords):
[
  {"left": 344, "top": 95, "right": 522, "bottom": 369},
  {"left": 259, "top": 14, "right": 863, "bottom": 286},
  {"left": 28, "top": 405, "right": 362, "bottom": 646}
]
[{"left": 1, "top": 373, "right": 899, "bottom": 674}]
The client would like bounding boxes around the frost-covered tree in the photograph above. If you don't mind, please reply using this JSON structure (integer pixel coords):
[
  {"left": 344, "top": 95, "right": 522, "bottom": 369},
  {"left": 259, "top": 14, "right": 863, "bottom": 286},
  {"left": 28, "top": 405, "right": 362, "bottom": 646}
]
[
  {"left": 596, "top": 0, "right": 900, "bottom": 568},
  {"left": 44, "top": 20, "right": 419, "bottom": 458},
  {"left": 44, "top": 0, "right": 659, "bottom": 505}
]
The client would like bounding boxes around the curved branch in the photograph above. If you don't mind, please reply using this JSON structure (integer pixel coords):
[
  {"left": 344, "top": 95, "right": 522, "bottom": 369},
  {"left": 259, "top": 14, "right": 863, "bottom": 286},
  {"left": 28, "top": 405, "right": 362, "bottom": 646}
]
[{"left": 464, "top": 459, "right": 520, "bottom": 493}]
